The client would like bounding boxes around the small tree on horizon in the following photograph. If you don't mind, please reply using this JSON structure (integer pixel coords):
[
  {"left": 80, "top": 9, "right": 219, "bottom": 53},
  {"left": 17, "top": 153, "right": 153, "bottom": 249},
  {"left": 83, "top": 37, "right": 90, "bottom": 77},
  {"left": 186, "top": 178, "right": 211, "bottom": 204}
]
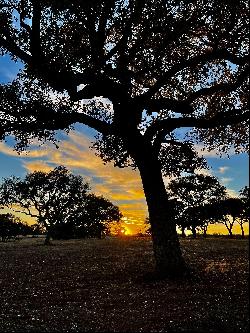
[{"left": 52, "top": 193, "right": 122, "bottom": 239}]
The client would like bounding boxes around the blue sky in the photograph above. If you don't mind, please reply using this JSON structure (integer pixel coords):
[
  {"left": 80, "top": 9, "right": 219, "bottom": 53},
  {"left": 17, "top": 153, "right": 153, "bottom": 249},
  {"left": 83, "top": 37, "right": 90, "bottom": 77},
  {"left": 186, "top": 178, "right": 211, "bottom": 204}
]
[{"left": 0, "top": 55, "right": 249, "bottom": 234}]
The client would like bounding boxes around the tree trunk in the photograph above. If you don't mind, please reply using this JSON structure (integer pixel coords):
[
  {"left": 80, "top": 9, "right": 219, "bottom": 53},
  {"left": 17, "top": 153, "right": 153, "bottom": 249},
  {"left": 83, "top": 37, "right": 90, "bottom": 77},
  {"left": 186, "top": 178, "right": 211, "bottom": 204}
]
[
  {"left": 44, "top": 229, "right": 51, "bottom": 245},
  {"left": 181, "top": 226, "right": 186, "bottom": 238},
  {"left": 136, "top": 152, "right": 188, "bottom": 278},
  {"left": 240, "top": 225, "right": 245, "bottom": 239},
  {"left": 240, "top": 223, "right": 245, "bottom": 239},
  {"left": 191, "top": 225, "right": 197, "bottom": 239},
  {"left": 228, "top": 228, "right": 233, "bottom": 238},
  {"left": 203, "top": 226, "right": 207, "bottom": 238},
  {"left": 239, "top": 218, "right": 245, "bottom": 239},
  {"left": 120, "top": 115, "right": 189, "bottom": 278}
]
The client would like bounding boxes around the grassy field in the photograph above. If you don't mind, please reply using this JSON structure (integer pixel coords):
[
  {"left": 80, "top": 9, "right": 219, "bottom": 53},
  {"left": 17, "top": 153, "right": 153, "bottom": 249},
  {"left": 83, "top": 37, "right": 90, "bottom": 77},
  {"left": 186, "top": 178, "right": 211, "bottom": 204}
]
[{"left": 0, "top": 236, "right": 248, "bottom": 332}]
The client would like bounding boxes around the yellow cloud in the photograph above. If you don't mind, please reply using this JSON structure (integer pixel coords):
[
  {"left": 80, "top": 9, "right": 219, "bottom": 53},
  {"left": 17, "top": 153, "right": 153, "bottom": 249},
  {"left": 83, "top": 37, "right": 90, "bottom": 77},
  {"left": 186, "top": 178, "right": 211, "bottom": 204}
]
[
  {"left": 0, "top": 142, "right": 49, "bottom": 158},
  {"left": 23, "top": 161, "right": 54, "bottom": 173}
]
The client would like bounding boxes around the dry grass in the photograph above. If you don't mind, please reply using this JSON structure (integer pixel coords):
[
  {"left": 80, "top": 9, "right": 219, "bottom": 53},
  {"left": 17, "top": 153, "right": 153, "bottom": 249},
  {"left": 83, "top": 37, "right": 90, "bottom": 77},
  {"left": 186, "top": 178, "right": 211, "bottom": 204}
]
[{"left": 0, "top": 236, "right": 248, "bottom": 332}]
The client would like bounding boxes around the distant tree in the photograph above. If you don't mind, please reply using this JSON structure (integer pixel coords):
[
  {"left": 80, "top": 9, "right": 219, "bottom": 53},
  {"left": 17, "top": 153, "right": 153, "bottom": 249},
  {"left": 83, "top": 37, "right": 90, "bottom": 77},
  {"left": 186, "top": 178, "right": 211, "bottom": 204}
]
[
  {"left": 0, "top": 213, "right": 32, "bottom": 241},
  {"left": 238, "top": 186, "right": 249, "bottom": 238},
  {"left": 218, "top": 198, "right": 244, "bottom": 238},
  {"left": 168, "top": 174, "right": 227, "bottom": 238},
  {"left": 51, "top": 194, "right": 122, "bottom": 239},
  {"left": 79, "top": 194, "right": 122, "bottom": 238},
  {"left": 0, "top": 166, "right": 89, "bottom": 244},
  {"left": 1, "top": 166, "right": 92, "bottom": 244},
  {"left": 164, "top": 199, "right": 188, "bottom": 238},
  {"left": 0, "top": 1, "right": 248, "bottom": 277},
  {"left": 185, "top": 202, "right": 225, "bottom": 238},
  {"left": 0, "top": 166, "right": 122, "bottom": 243}
]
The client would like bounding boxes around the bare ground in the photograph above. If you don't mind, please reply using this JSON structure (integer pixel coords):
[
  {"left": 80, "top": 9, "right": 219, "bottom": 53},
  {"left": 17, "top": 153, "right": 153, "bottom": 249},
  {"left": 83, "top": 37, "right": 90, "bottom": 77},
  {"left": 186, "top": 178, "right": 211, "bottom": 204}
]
[{"left": 0, "top": 237, "right": 248, "bottom": 332}]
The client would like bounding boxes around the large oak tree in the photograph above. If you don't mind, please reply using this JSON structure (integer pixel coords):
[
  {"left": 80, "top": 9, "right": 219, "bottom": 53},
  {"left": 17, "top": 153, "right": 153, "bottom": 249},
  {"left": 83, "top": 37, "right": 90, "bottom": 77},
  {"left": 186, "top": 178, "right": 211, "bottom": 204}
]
[{"left": 0, "top": 0, "right": 249, "bottom": 277}]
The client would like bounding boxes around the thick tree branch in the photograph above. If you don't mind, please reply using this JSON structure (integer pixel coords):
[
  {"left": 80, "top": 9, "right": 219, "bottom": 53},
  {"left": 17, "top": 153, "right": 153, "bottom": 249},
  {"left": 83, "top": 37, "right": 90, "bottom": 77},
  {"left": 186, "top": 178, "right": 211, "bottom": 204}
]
[
  {"left": 19, "top": 0, "right": 31, "bottom": 33},
  {"left": 69, "top": 111, "right": 113, "bottom": 135},
  {"left": 1, "top": 105, "right": 113, "bottom": 137},
  {"left": 139, "top": 49, "right": 249, "bottom": 103},
  {"left": 70, "top": 78, "right": 126, "bottom": 102},
  {"left": 4, "top": 204, "right": 38, "bottom": 219},
  {"left": 145, "top": 109, "right": 249, "bottom": 142},
  {"left": 0, "top": 35, "right": 32, "bottom": 63},
  {"left": 105, "top": 1, "right": 145, "bottom": 62},
  {"left": 144, "top": 98, "right": 194, "bottom": 115},
  {"left": 30, "top": 0, "right": 42, "bottom": 60},
  {"left": 185, "top": 67, "right": 249, "bottom": 103},
  {"left": 138, "top": 66, "right": 249, "bottom": 116}
]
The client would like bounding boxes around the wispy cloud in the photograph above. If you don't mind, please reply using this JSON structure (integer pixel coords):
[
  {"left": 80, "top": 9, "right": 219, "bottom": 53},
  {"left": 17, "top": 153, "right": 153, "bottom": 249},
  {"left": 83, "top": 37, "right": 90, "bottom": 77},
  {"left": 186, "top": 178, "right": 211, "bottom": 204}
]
[
  {"left": 0, "top": 67, "right": 19, "bottom": 82},
  {"left": 218, "top": 166, "right": 230, "bottom": 174},
  {"left": 221, "top": 177, "right": 233, "bottom": 185}
]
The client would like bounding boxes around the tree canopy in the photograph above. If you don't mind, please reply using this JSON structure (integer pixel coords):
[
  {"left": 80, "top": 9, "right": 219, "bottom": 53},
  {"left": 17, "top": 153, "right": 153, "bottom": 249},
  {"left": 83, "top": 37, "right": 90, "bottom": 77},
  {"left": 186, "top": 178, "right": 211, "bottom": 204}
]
[{"left": 0, "top": 0, "right": 248, "bottom": 155}]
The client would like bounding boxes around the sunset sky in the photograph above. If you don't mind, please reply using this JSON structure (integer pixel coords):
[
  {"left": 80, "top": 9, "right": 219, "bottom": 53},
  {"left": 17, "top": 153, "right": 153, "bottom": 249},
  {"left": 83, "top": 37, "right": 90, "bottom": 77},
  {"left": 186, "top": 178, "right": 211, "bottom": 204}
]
[{"left": 0, "top": 55, "right": 249, "bottom": 235}]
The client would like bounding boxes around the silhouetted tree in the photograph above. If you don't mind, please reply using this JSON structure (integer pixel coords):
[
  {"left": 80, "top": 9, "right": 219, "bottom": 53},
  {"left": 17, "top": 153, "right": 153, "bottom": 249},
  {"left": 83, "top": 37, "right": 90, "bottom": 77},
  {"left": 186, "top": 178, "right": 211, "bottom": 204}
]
[
  {"left": 78, "top": 194, "right": 122, "bottom": 238},
  {"left": 168, "top": 174, "right": 227, "bottom": 238},
  {"left": 0, "top": 166, "right": 122, "bottom": 243},
  {"left": 0, "top": 166, "right": 90, "bottom": 244},
  {"left": 51, "top": 194, "right": 122, "bottom": 239},
  {"left": 0, "top": 213, "right": 32, "bottom": 241},
  {"left": 30, "top": 223, "right": 45, "bottom": 236},
  {"left": 0, "top": 1, "right": 248, "bottom": 277},
  {"left": 219, "top": 198, "right": 244, "bottom": 238},
  {"left": 238, "top": 186, "right": 249, "bottom": 238}
]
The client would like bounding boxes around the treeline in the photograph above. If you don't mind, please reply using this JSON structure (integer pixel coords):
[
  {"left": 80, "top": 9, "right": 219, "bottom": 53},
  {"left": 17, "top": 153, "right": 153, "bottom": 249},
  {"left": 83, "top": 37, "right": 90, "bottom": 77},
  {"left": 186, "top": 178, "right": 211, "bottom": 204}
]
[
  {"left": 168, "top": 174, "right": 249, "bottom": 238},
  {"left": 145, "top": 174, "right": 249, "bottom": 238},
  {"left": 0, "top": 166, "right": 122, "bottom": 244}
]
